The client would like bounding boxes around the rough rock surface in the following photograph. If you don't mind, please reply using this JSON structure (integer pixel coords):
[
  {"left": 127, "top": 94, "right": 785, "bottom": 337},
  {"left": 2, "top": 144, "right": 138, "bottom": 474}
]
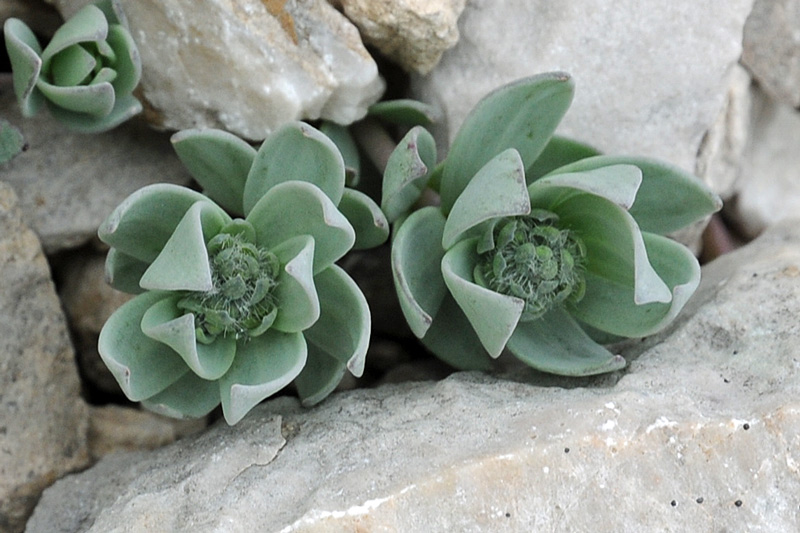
[
  {"left": 0, "top": 183, "right": 90, "bottom": 533},
  {"left": 742, "top": 0, "right": 800, "bottom": 108},
  {"left": 337, "top": 0, "right": 467, "bottom": 75},
  {"left": 0, "top": 76, "right": 192, "bottom": 253},
  {"left": 26, "top": 220, "right": 800, "bottom": 532},
  {"left": 50, "top": 0, "right": 385, "bottom": 139},
  {"left": 730, "top": 87, "right": 800, "bottom": 239},
  {"left": 413, "top": 0, "right": 754, "bottom": 179}
]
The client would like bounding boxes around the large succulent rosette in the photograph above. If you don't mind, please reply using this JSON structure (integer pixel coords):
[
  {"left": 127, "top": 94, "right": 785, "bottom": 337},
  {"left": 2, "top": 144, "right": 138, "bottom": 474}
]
[
  {"left": 98, "top": 122, "right": 384, "bottom": 425},
  {"left": 383, "top": 73, "right": 722, "bottom": 375},
  {"left": 3, "top": 0, "right": 142, "bottom": 132}
]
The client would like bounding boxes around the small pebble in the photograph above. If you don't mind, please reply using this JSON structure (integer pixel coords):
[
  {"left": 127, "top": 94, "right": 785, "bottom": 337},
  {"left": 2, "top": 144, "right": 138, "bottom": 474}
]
[
  {"left": 743, "top": 423, "right": 750, "bottom": 430},
  {"left": 696, "top": 497, "right": 704, "bottom": 504},
  {"left": 564, "top": 447, "right": 570, "bottom": 454},
  {"left": 670, "top": 500, "right": 677, "bottom": 507},
  {"left": 735, "top": 500, "right": 743, "bottom": 507}
]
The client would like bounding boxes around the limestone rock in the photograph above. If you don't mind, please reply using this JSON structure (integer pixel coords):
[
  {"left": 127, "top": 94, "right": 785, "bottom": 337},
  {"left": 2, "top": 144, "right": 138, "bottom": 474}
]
[
  {"left": 26, "top": 219, "right": 800, "bottom": 532},
  {"left": 742, "top": 0, "right": 800, "bottom": 108},
  {"left": 0, "top": 76, "right": 193, "bottom": 253},
  {"left": 413, "top": 0, "right": 754, "bottom": 183},
  {"left": 729, "top": 87, "right": 800, "bottom": 239},
  {"left": 50, "top": 0, "right": 385, "bottom": 139},
  {"left": 0, "top": 182, "right": 90, "bottom": 533},
  {"left": 337, "top": 0, "right": 467, "bottom": 75}
]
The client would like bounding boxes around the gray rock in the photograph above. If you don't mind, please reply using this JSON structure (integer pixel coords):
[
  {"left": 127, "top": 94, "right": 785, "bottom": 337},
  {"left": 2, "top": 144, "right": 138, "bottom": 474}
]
[
  {"left": 50, "top": 0, "right": 385, "bottom": 140},
  {"left": 26, "top": 219, "right": 800, "bottom": 532},
  {"left": 742, "top": 0, "right": 800, "bottom": 108},
  {"left": 0, "top": 182, "right": 90, "bottom": 533},
  {"left": 413, "top": 0, "right": 753, "bottom": 180},
  {"left": 0, "top": 76, "right": 192, "bottom": 253},
  {"left": 337, "top": 0, "right": 467, "bottom": 75},
  {"left": 729, "top": 86, "right": 800, "bottom": 238}
]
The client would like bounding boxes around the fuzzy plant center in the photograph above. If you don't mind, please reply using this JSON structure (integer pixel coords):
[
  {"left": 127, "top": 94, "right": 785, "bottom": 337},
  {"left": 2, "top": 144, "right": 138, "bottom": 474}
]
[
  {"left": 178, "top": 233, "right": 280, "bottom": 342},
  {"left": 474, "top": 209, "right": 587, "bottom": 321}
]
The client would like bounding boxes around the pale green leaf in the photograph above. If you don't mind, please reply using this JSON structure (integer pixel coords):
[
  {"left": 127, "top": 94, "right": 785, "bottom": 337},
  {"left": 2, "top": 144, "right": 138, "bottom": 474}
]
[
  {"left": 526, "top": 135, "right": 600, "bottom": 182},
  {"left": 36, "top": 78, "right": 115, "bottom": 116},
  {"left": 271, "top": 235, "right": 320, "bottom": 333},
  {"left": 47, "top": 92, "right": 142, "bottom": 133},
  {"left": 531, "top": 164, "right": 643, "bottom": 209},
  {"left": 368, "top": 99, "right": 439, "bottom": 126},
  {"left": 294, "top": 344, "right": 347, "bottom": 407},
  {"left": 337, "top": 188, "right": 389, "bottom": 250},
  {"left": 105, "top": 24, "right": 141, "bottom": 96},
  {"left": 40, "top": 5, "right": 107, "bottom": 64},
  {"left": 381, "top": 126, "right": 436, "bottom": 223},
  {"left": 104, "top": 248, "right": 148, "bottom": 294},
  {"left": 421, "top": 295, "right": 493, "bottom": 371},
  {"left": 141, "top": 372, "right": 221, "bottom": 420},
  {"left": 4, "top": 18, "right": 45, "bottom": 116}
]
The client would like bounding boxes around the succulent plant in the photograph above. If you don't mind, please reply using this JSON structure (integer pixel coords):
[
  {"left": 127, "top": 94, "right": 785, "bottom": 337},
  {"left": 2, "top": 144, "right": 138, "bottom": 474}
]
[
  {"left": 4, "top": 0, "right": 142, "bottom": 132},
  {"left": 384, "top": 72, "right": 722, "bottom": 376},
  {"left": 98, "top": 122, "right": 377, "bottom": 425}
]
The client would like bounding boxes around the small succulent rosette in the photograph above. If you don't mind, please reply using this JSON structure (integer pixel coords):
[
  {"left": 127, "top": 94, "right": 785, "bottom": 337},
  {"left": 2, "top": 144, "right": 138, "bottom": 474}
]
[
  {"left": 383, "top": 72, "right": 722, "bottom": 376},
  {"left": 4, "top": 0, "right": 142, "bottom": 132},
  {"left": 98, "top": 123, "right": 379, "bottom": 425}
]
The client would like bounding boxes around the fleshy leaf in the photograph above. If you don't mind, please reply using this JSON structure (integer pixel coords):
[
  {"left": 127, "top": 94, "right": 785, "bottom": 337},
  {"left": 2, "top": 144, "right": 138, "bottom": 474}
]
[
  {"left": 271, "top": 235, "right": 320, "bottom": 333},
  {"left": 442, "top": 148, "right": 530, "bottom": 250},
  {"left": 50, "top": 45, "right": 95, "bottom": 86},
  {"left": 40, "top": 5, "right": 107, "bottom": 64},
  {"left": 47, "top": 92, "right": 142, "bottom": 133},
  {"left": 105, "top": 24, "right": 141, "bottom": 96},
  {"left": 244, "top": 122, "right": 345, "bottom": 214},
  {"left": 391, "top": 206, "right": 448, "bottom": 338},
  {"left": 319, "top": 121, "right": 360, "bottom": 186},
  {"left": 4, "top": 18, "right": 45, "bottom": 116},
  {"left": 421, "top": 294, "right": 493, "bottom": 371},
  {"left": 531, "top": 164, "right": 643, "bottom": 210},
  {"left": 0, "top": 119, "right": 26, "bottom": 165},
  {"left": 548, "top": 155, "right": 722, "bottom": 234},
  {"left": 247, "top": 181, "right": 355, "bottom": 274},
  {"left": 338, "top": 188, "right": 389, "bottom": 250},
  {"left": 141, "top": 372, "right": 221, "bottom": 420},
  {"left": 294, "top": 343, "right": 347, "bottom": 407},
  {"left": 569, "top": 232, "right": 701, "bottom": 337},
  {"left": 535, "top": 189, "right": 673, "bottom": 306},
  {"left": 104, "top": 248, "right": 149, "bottom": 294},
  {"left": 368, "top": 99, "right": 439, "bottom": 126},
  {"left": 139, "top": 201, "right": 230, "bottom": 291},
  {"left": 506, "top": 307, "right": 627, "bottom": 376},
  {"left": 303, "top": 264, "right": 370, "bottom": 378},
  {"left": 171, "top": 128, "right": 256, "bottom": 215},
  {"left": 381, "top": 126, "right": 436, "bottom": 223},
  {"left": 141, "top": 295, "right": 237, "bottom": 380},
  {"left": 441, "top": 238, "right": 525, "bottom": 357},
  {"left": 98, "top": 184, "right": 219, "bottom": 263},
  {"left": 98, "top": 291, "right": 189, "bottom": 401},
  {"left": 218, "top": 330, "right": 307, "bottom": 425},
  {"left": 440, "top": 72, "right": 574, "bottom": 213},
  {"left": 36, "top": 78, "right": 115, "bottom": 116},
  {"left": 526, "top": 135, "right": 600, "bottom": 182}
]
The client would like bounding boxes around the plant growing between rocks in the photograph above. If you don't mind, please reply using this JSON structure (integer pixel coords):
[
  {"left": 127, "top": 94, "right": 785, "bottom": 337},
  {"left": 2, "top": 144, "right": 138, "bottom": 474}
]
[{"left": 3, "top": 0, "right": 142, "bottom": 133}]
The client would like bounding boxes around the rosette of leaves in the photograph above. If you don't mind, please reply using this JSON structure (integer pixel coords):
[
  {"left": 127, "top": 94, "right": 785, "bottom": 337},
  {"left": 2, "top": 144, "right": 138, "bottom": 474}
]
[
  {"left": 3, "top": 0, "right": 142, "bottom": 132},
  {"left": 98, "top": 125, "right": 373, "bottom": 425},
  {"left": 384, "top": 72, "right": 722, "bottom": 375}
]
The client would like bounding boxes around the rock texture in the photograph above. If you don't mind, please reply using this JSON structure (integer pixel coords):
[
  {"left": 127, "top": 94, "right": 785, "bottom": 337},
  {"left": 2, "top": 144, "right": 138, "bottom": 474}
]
[
  {"left": 26, "top": 219, "right": 800, "bottom": 532},
  {"left": 0, "top": 183, "right": 90, "bottom": 533},
  {"left": 0, "top": 76, "right": 192, "bottom": 253},
  {"left": 337, "top": 0, "right": 467, "bottom": 75},
  {"left": 742, "top": 0, "right": 800, "bottom": 108},
  {"left": 50, "top": 0, "right": 385, "bottom": 139},
  {"left": 413, "top": 0, "right": 754, "bottom": 180}
]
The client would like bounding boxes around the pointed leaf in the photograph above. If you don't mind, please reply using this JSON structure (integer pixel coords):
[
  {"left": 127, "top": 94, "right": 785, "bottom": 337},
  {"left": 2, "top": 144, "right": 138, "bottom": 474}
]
[
  {"left": 303, "top": 264, "right": 370, "bottom": 377},
  {"left": 47, "top": 92, "right": 142, "bottom": 133},
  {"left": 338, "top": 188, "right": 389, "bottom": 250},
  {"left": 531, "top": 164, "right": 643, "bottom": 210},
  {"left": 219, "top": 330, "right": 307, "bottom": 425},
  {"left": 106, "top": 24, "right": 141, "bottom": 96},
  {"left": 104, "top": 248, "right": 149, "bottom": 294},
  {"left": 141, "top": 372, "right": 221, "bottom": 420},
  {"left": 295, "top": 344, "right": 348, "bottom": 407},
  {"left": 442, "top": 149, "right": 530, "bottom": 250},
  {"left": 271, "top": 235, "right": 320, "bottom": 333},
  {"left": 569, "top": 232, "right": 700, "bottom": 337},
  {"left": 368, "top": 99, "right": 440, "bottom": 126},
  {"left": 381, "top": 126, "right": 436, "bottom": 223},
  {"left": 139, "top": 201, "right": 229, "bottom": 291},
  {"left": 36, "top": 78, "right": 115, "bottom": 116},
  {"left": 40, "top": 5, "right": 107, "bottom": 63},
  {"left": 421, "top": 294, "right": 493, "bottom": 371},
  {"left": 171, "top": 129, "right": 255, "bottom": 216},
  {"left": 244, "top": 122, "right": 345, "bottom": 214},
  {"left": 442, "top": 238, "right": 525, "bottom": 357},
  {"left": 98, "top": 291, "right": 189, "bottom": 401},
  {"left": 440, "top": 72, "right": 574, "bottom": 213},
  {"left": 141, "top": 295, "right": 237, "bottom": 380},
  {"left": 4, "top": 18, "right": 45, "bottom": 116},
  {"left": 247, "top": 181, "right": 355, "bottom": 274},
  {"left": 98, "top": 184, "right": 221, "bottom": 263},
  {"left": 526, "top": 135, "right": 600, "bottom": 182},
  {"left": 506, "top": 308, "right": 627, "bottom": 376},
  {"left": 391, "top": 206, "right": 447, "bottom": 338},
  {"left": 549, "top": 155, "right": 723, "bottom": 234}
]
